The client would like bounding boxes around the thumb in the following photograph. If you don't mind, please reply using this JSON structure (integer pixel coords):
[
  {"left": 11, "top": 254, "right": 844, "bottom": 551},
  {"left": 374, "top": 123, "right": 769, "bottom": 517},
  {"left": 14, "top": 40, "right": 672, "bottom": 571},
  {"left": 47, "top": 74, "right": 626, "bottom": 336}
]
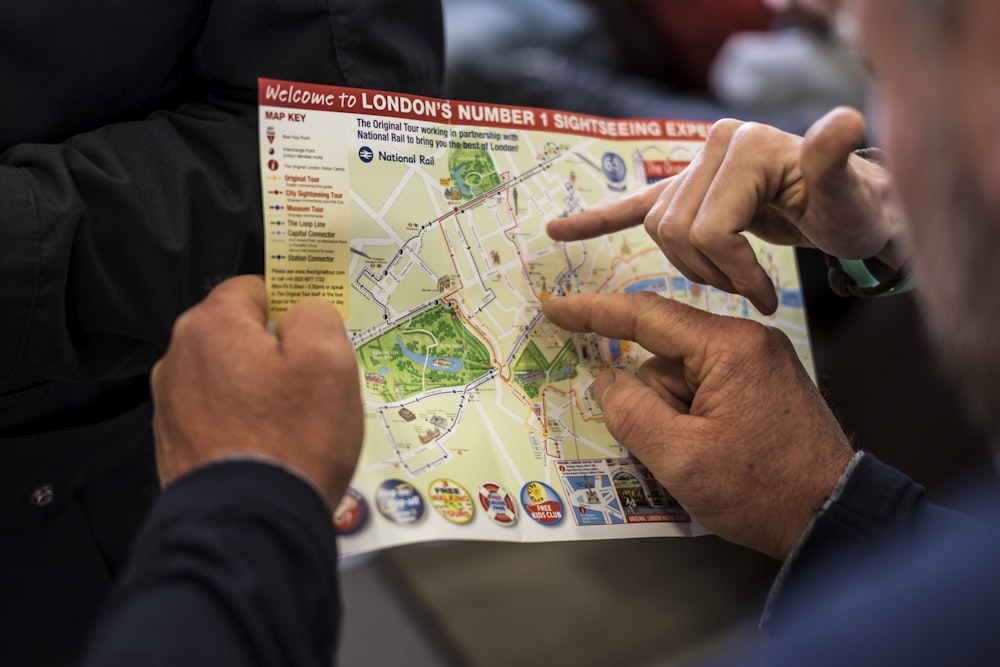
[
  {"left": 798, "top": 106, "right": 890, "bottom": 258},
  {"left": 594, "top": 369, "right": 681, "bottom": 457},
  {"left": 800, "top": 106, "right": 867, "bottom": 187}
]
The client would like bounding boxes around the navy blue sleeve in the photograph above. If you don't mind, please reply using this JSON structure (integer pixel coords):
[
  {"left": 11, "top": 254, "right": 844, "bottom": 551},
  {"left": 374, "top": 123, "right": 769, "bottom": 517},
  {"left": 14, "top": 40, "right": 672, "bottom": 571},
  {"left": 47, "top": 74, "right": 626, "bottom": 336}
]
[
  {"left": 79, "top": 460, "right": 341, "bottom": 667},
  {"left": 718, "top": 485, "right": 1000, "bottom": 667},
  {"left": 762, "top": 452, "right": 968, "bottom": 633}
]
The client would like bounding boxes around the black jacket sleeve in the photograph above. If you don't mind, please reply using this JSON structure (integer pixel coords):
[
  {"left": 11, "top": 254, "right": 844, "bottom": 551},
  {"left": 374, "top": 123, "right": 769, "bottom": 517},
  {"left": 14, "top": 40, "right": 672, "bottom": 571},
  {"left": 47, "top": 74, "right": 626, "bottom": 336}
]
[
  {"left": 762, "top": 452, "right": 970, "bottom": 633},
  {"left": 80, "top": 460, "right": 341, "bottom": 667},
  {"left": 0, "top": 0, "right": 444, "bottom": 383}
]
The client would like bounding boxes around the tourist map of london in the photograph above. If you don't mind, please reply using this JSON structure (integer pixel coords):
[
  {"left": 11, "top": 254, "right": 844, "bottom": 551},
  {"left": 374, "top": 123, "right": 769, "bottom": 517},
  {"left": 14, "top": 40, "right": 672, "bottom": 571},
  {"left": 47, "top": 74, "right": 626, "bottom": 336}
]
[{"left": 259, "top": 79, "right": 813, "bottom": 555}]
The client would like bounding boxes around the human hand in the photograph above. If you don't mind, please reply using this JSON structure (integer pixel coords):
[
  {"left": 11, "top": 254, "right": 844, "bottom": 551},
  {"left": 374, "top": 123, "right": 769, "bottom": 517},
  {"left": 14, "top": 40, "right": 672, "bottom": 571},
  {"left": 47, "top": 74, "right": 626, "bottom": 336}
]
[
  {"left": 547, "top": 107, "right": 903, "bottom": 315},
  {"left": 542, "top": 291, "right": 854, "bottom": 560},
  {"left": 151, "top": 275, "right": 363, "bottom": 510}
]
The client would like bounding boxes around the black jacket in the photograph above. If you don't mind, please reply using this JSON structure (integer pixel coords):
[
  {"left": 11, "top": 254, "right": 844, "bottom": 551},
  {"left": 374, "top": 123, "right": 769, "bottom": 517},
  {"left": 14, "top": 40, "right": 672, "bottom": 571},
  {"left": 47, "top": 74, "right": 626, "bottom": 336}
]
[
  {"left": 0, "top": 2, "right": 443, "bottom": 665},
  {"left": 80, "top": 462, "right": 343, "bottom": 667}
]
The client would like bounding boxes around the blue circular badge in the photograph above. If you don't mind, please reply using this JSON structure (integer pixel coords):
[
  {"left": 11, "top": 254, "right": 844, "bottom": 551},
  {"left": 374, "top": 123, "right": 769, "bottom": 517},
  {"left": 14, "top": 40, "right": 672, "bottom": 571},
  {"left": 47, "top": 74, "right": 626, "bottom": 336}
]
[
  {"left": 601, "top": 152, "right": 627, "bottom": 184},
  {"left": 376, "top": 479, "right": 425, "bottom": 524},
  {"left": 520, "top": 481, "right": 565, "bottom": 526},
  {"left": 359, "top": 146, "right": 374, "bottom": 163}
]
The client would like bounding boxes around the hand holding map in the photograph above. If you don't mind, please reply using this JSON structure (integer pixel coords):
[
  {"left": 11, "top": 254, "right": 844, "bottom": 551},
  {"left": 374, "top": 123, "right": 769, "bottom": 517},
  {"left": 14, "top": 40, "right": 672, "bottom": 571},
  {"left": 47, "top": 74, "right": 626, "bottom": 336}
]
[{"left": 259, "top": 79, "right": 813, "bottom": 554}]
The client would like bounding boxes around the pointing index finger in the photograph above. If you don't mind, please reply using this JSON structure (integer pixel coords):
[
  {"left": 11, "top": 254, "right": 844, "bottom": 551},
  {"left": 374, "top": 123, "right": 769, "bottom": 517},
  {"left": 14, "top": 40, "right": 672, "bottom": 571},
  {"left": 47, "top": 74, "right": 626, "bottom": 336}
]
[
  {"left": 546, "top": 179, "right": 669, "bottom": 241},
  {"left": 541, "top": 291, "right": 716, "bottom": 364}
]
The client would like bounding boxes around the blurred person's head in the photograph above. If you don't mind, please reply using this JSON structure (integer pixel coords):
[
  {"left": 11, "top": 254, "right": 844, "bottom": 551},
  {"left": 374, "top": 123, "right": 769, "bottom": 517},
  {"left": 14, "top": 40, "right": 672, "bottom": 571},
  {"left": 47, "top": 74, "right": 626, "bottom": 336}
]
[{"left": 852, "top": 0, "right": 1000, "bottom": 434}]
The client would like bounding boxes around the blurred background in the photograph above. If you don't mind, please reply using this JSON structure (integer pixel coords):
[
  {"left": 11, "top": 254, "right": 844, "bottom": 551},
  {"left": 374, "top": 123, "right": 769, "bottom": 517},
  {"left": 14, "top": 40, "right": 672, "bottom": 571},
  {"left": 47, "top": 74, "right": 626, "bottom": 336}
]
[{"left": 336, "top": 1, "right": 995, "bottom": 664}]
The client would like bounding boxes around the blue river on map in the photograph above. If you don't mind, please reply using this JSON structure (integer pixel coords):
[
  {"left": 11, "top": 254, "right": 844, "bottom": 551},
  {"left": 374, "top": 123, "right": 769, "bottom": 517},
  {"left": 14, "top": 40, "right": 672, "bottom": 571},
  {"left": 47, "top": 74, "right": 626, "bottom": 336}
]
[
  {"left": 396, "top": 335, "right": 464, "bottom": 373},
  {"left": 622, "top": 277, "right": 802, "bottom": 308},
  {"left": 609, "top": 278, "right": 803, "bottom": 359}
]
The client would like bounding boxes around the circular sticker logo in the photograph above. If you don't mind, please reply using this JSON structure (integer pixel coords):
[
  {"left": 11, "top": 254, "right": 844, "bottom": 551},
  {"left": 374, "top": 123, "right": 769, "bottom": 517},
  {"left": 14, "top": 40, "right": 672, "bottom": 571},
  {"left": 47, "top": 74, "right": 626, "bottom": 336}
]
[
  {"left": 428, "top": 478, "right": 475, "bottom": 525},
  {"left": 520, "top": 481, "right": 565, "bottom": 526},
  {"left": 359, "top": 146, "right": 374, "bottom": 163},
  {"left": 333, "top": 486, "right": 369, "bottom": 536},
  {"left": 477, "top": 482, "right": 517, "bottom": 526},
  {"left": 376, "top": 479, "right": 425, "bottom": 524},
  {"left": 601, "top": 151, "right": 627, "bottom": 184}
]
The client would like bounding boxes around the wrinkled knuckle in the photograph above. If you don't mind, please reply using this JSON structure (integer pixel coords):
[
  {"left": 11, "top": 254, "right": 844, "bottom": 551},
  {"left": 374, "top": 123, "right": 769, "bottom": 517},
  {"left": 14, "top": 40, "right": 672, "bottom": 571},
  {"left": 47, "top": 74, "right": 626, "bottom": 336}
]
[
  {"left": 731, "top": 120, "right": 765, "bottom": 141},
  {"left": 737, "top": 320, "right": 793, "bottom": 356},
  {"left": 603, "top": 400, "right": 647, "bottom": 446},
  {"left": 730, "top": 121, "right": 780, "bottom": 156},
  {"left": 762, "top": 325, "right": 796, "bottom": 354},
  {"left": 627, "top": 291, "right": 669, "bottom": 341},
  {"left": 707, "top": 117, "right": 742, "bottom": 141},
  {"left": 649, "top": 210, "right": 685, "bottom": 247},
  {"left": 629, "top": 290, "right": 664, "bottom": 313},
  {"left": 642, "top": 208, "right": 662, "bottom": 237},
  {"left": 170, "top": 307, "right": 210, "bottom": 344},
  {"left": 687, "top": 219, "right": 714, "bottom": 249}
]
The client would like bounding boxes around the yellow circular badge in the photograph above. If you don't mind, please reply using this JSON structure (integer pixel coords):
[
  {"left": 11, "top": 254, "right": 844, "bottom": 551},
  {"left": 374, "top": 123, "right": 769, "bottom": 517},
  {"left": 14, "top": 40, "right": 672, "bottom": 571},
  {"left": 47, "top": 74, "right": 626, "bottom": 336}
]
[
  {"left": 525, "top": 481, "right": 546, "bottom": 504},
  {"left": 428, "top": 478, "right": 475, "bottom": 525}
]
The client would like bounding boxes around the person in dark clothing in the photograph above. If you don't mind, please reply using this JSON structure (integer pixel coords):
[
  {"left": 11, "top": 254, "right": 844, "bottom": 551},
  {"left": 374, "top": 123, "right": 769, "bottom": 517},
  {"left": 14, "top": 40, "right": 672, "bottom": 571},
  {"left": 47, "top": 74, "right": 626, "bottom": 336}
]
[
  {"left": 77, "top": 276, "right": 998, "bottom": 667},
  {"left": 79, "top": 276, "right": 362, "bottom": 667},
  {"left": 0, "top": 3, "right": 443, "bottom": 665},
  {"left": 67, "top": 0, "right": 1000, "bottom": 665},
  {"left": 543, "top": 0, "right": 1000, "bottom": 659}
]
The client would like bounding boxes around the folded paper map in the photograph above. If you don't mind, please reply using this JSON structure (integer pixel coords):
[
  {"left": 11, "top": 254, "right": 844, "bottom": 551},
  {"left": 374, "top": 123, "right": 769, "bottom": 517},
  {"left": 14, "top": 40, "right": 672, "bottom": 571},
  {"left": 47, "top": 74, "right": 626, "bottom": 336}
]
[{"left": 259, "top": 79, "right": 812, "bottom": 554}]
